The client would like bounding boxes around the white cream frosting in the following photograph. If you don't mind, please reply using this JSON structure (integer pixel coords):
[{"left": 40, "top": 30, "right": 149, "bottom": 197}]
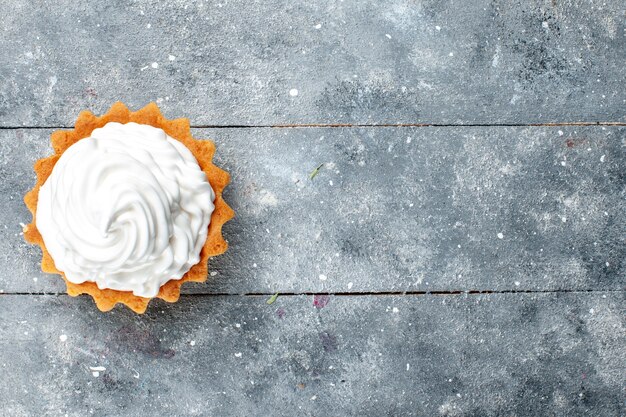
[{"left": 36, "top": 122, "right": 215, "bottom": 297}]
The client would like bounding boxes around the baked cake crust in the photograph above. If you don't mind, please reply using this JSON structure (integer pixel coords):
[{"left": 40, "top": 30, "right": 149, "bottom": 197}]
[{"left": 23, "top": 102, "right": 234, "bottom": 313}]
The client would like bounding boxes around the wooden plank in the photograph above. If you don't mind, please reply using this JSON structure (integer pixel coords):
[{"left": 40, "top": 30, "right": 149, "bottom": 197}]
[
  {"left": 1, "top": 126, "right": 623, "bottom": 294},
  {"left": 0, "top": 292, "right": 623, "bottom": 416},
  {"left": 0, "top": 0, "right": 624, "bottom": 126}
]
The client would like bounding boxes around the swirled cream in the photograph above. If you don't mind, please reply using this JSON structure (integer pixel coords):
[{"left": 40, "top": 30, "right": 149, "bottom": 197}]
[{"left": 36, "top": 122, "right": 215, "bottom": 297}]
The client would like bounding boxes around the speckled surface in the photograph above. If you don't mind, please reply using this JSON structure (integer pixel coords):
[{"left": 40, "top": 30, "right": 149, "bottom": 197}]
[
  {"left": 1, "top": 0, "right": 625, "bottom": 126},
  {"left": 0, "top": 0, "right": 625, "bottom": 416},
  {"left": 2, "top": 127, "right": 624, "bottom": 294},
  {"left": 1, "top": 293, "right": 625, "bottom": 416}
]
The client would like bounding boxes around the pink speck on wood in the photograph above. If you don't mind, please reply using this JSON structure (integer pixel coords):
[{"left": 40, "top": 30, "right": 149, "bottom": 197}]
[{"left": 313, "top": 294, "right": 330, "bottom": 309}]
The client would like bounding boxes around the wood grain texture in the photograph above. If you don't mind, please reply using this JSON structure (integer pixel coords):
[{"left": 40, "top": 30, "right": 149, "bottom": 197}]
[
  {"left": 0, "top": 292, "right": 623, "bottom": 416},
  {"left": 2, "top": 126, "right": 623, "bottom": 294},
  {"left": 0, "top": 1, "right": 624, "bottom": 415},
  {"left": 0, "top": 0, "right": 624, "bottom": 126}
]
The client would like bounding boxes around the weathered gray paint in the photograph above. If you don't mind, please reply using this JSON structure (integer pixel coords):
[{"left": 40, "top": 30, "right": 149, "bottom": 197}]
[
  {"left": 1, "top": 0, "right": 624, "bottom": 126},
  {"left": 2, "top": 127, "right": 623, "bottom": 294},
  {"left": 0, "top": 293, "right": 623, "bottom": 416},
  {"left": 1, "top": 0, "right": 625, "bottom": 415}
]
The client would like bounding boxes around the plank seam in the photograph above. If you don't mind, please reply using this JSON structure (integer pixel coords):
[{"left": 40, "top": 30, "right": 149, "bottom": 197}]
[
  {"left": 1, "top": 289, "right": 624, "bottom": 297},
  {"left": 1, "top": 122, "right": 625, "bottom": 130}
]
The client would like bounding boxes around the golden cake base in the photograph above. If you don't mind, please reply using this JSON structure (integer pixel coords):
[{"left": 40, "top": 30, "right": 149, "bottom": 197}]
[{"left": 23, "top": 102, "right": 234, "bottom": 313}]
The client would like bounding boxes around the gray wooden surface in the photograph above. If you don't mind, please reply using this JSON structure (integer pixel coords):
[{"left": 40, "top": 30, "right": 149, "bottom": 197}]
[
  {"left": 1, "top": 0, "right": 625, "bottom": 126},
  {"left": 0, "top": 0, "right": 625, "bottom": 416},
  {"left": 2, "top": 127, "right": 624, "bottom": 294},
  {"left": 1, "top": 293, "right": 625, "bottom": 416}
]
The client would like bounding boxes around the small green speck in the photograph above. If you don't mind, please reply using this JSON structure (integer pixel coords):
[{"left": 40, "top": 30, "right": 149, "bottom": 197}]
[
  {"left": 267, "top": 292, "right": 279, "bottom": 305},
  {"left": 309, "top": 163, "right": 324, "bottom": 180}
]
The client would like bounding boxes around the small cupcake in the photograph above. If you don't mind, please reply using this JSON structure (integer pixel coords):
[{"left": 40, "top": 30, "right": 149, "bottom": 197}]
[{"left": 23, "top": 102, "right": 234, "bottom": 313}]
